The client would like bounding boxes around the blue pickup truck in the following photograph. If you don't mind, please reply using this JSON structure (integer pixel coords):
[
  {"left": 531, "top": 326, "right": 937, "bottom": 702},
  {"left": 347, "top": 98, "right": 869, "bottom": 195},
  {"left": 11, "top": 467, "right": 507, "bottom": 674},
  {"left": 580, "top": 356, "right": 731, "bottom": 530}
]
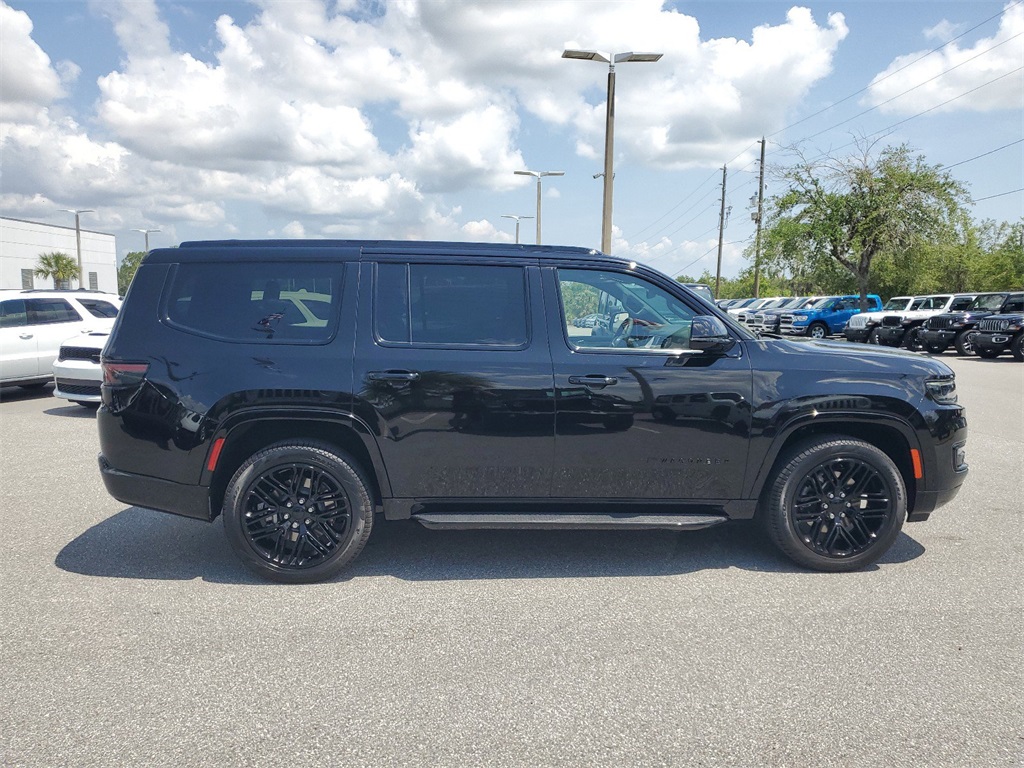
[{"left": 779, "top": 294, "right": 883, "bottom": 338}]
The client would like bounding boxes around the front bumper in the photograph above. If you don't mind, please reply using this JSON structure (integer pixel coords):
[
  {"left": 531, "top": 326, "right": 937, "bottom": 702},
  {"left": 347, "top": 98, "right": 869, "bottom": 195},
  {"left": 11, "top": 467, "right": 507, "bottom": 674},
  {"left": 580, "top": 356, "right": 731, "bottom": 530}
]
[
  {"left": 974, "top": 333, "right": 1015, "bottom": 353},
  {"left": 844, "top": 327, "right": 873, "bottom": 342},
  {"left": 921, "top": 329, "right": 958, "bottom": 347},
  {"left": 875, "top": 326, "right": 907, "bottom": 346}
]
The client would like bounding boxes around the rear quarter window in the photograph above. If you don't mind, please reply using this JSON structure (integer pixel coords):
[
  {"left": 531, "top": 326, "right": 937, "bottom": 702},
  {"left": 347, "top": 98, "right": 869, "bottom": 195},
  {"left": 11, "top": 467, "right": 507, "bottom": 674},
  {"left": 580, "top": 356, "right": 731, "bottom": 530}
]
[{"left": 163, "top": 262, "right": 343, "bottom": 343}]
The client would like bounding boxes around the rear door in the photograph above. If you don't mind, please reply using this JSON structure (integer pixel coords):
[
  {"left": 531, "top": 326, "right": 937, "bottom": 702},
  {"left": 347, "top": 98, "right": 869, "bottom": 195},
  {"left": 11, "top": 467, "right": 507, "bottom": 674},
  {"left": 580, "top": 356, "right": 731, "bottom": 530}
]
[
  {"left": 543, "top": 266, "right": 753, "bottom": 501},
  {"left": 0, "top": 299, "right": 38, "bottom": 381},
  {"left": 352, "top": 259, "right": 555, "bottom": 499}
]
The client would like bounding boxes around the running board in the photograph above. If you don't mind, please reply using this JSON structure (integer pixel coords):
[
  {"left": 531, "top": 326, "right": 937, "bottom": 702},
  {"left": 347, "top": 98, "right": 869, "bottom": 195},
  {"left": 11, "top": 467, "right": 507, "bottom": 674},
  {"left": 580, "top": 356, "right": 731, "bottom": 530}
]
[{"left": 413, "top": 512, "right": 728, "bottom": 531}]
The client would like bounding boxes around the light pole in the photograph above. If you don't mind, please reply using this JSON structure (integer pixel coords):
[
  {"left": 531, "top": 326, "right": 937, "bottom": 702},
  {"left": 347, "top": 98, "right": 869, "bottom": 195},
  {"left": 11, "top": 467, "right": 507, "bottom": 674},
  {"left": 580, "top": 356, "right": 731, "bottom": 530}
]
[
  {"left": 61, "top": 208, "right": 94, "bottom": 289},
  {"left": 514, "top": 169, "right": 564, "bottom": 244},
  {"left": 133, "top": 228, "right": 161, "bottom": 254},
  {"left": 562, "top": 49, "right": 663, "bottom": 254},
  {"left": 500, "top": 214, "right": 533, "bottom": 244}
]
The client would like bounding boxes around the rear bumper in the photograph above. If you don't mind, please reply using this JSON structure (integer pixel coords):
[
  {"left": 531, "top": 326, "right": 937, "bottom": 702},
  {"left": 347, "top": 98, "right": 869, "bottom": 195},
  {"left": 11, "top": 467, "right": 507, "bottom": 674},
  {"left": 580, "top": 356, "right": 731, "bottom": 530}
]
[{"left": 98, "top": 454, "right": 213, "bottom": 521}]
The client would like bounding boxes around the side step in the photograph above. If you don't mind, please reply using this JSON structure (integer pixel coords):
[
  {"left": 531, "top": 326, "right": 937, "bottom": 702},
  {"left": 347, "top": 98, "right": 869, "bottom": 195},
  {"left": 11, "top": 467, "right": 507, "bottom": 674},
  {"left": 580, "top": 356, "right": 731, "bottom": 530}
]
[{"left": 412, "top": 512, "right": 728, "bottom": 531}]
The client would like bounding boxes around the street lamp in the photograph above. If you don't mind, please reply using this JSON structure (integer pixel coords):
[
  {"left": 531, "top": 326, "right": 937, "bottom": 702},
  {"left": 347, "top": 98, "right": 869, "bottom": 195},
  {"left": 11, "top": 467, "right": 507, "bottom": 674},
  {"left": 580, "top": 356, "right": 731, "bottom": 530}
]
[
  {"left": 61, "top": 208, "right": 94, "bottom": 289},
  {"left": 562, "top": 49, "right": 663, "bottom": 254},
  {"left": 500, "top": 214, "right": 534, "bottom": 244},
  {"left": 133, "top": 228, "right": 161, "bottom": 253},
  {"left": 514, "top": 169, "right": 564, "bottom": 244}
]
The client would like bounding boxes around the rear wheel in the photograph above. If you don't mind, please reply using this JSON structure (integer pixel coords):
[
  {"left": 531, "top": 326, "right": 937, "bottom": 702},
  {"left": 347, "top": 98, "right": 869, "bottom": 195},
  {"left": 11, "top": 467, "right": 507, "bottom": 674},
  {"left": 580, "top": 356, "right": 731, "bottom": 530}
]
[
  {"left": 760, "top": 436, "right": 906, "bottom": 571},
  {"left": 954, "top": 329, "right": 978, "bottom": 356},
  {"left": 223, "top": 442, "right": 374, "bottom": 583}
]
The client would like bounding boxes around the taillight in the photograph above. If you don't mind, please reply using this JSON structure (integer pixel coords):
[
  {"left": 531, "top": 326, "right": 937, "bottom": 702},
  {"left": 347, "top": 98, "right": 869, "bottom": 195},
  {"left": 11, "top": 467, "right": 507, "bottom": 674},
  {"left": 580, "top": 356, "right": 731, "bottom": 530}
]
[{"left": 102, "top": 361, "right": 149, "bottom": 386}]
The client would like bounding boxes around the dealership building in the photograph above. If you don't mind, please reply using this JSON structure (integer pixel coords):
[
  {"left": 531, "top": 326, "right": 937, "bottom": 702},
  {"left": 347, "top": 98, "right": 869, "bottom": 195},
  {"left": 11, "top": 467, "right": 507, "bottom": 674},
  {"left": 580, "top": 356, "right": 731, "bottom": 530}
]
[{"left": 0, "top": 216, "right": 118, "bottom": 293}]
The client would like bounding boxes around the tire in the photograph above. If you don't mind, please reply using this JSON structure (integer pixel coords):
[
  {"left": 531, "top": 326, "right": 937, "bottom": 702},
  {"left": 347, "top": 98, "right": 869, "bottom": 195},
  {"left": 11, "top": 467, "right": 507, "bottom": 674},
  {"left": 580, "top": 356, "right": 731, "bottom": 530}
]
[
  {"left": 760, "top": 436, "right": 906, "bottom": 572},
  {"left": 902, "top": 328, "right": 923, "bottom": 352},
  {"left": 976, "top": 348, "right": 1000, "bottom": 359},
  {"left": 223, "top": 441, "right": 374, "bottom": 583},
  {"left": 953, "top": 329, "right": 978, "bottom": 356},
  {"left": 867, "top": 328, "right": 881, "bottom": 345},
  {"left": 808, "top": 322, "right": 829, "bottom": 340},
  {"left": 1012, "top": 334, "right": 1024, "bottom": 362},
  {"left": 925, "top": 342, "right": 946, "bottom": 354},
  {"left": 18, "top": 382, "right": 47, "bottom": 390}
]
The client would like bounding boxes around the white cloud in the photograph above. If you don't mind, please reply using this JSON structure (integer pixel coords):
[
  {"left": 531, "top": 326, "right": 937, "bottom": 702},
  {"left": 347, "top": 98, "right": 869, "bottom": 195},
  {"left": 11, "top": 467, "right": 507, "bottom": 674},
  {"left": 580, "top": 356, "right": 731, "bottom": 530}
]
[
  {"left": 0, "top": 2, "right": 64, "bottom": 123},
  {"left": 866, "top": 2, "right": 1024, "bottom": 114}
]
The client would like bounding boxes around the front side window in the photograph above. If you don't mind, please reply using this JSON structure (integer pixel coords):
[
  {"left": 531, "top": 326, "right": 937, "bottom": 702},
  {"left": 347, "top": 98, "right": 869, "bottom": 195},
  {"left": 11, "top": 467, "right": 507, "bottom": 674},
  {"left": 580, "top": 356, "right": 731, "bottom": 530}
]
[
  {"left": 164, "top": 262, "right": 342, "bottom": 343},
  {"left": 26, "top": 298, "right": 82, "bottom": 325},
  {"left": 77, "top": 299, "right": 119, "bottom": 318},
  {"left": 557, "top": 269, "right": 698, "bottom": 351},
  {"left": 375, "top": 263, "right": 528, "bottom": 347}
]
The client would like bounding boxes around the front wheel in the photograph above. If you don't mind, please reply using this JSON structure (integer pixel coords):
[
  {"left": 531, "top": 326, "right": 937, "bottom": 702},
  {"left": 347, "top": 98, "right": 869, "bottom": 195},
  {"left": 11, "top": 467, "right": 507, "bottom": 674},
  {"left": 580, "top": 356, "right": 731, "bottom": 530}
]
[
  {"left": 1012, "top": 334, "right": 1024, "bottom": 362},
  {"left": 808, "top": 322, "right": 829, "bottom": 340},
  {"left": 902, "top": 328, "right": 923, "bottom": 352},
  {"left": 954, "top": 329, "right": 978, "bottom": 356},
  {"left": 760, "top": 436, "right": 906, "bottom": 571},
  {"left": 867, "top": 328, "right": 881, "bottom": 344},
  {"left": 223, "top": 442, "right": 374, "bottom": 583}
]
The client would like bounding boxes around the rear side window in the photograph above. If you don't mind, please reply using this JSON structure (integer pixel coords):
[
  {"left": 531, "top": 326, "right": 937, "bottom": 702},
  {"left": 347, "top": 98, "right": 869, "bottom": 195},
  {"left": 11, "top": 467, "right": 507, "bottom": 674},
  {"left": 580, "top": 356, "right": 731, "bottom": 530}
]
[
  {"left": 0, "top": 299, "right": 28, "bottom": 328},
  {"left": 1004, "top": 296, "right": 1024, "bottom": 312},
  {"left": 375, "top": 263, "right": 528, "bottom": 346},
  {"left": 164, "top": 262, "right": 342, "bottom": 343},
  {"left": 27, "top": 298, "right": 82, "bottom": 324}
]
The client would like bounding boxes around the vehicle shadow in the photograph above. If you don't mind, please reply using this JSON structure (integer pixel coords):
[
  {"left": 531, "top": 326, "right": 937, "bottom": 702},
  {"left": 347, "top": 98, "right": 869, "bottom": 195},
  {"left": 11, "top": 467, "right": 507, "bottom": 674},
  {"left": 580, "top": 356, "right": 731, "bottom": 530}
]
[
  {"left": 55, "top": 507, "right": 926, "bottom": 584},
  {"left": 44, "top": 404, "right": 98, "bottom": 418},
  {"left": 0, "top": 383, "right": 54, "bottom": 403}
]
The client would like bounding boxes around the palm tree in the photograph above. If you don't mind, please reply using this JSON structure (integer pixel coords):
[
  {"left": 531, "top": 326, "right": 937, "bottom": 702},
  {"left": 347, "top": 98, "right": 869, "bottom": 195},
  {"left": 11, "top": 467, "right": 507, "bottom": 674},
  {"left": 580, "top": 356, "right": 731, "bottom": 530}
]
[{"left": 34, "top": 251, "right": 80, "bottom": 290}]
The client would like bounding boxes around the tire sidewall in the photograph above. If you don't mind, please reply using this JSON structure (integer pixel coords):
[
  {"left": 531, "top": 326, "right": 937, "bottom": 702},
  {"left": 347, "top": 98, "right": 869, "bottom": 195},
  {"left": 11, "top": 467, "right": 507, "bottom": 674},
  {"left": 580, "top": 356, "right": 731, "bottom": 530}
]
[
  {"left": 763, "top": 437, "right": 906, "bottom": 571},
  {"left": 223, "top": 443, "right": 374, "bottom": 583},
  {"left": 1012, "top": 333, "right": 1024, "bottom": 362},
  {"left": 809, "top": 323, "right": 828, "bottom": 339}
]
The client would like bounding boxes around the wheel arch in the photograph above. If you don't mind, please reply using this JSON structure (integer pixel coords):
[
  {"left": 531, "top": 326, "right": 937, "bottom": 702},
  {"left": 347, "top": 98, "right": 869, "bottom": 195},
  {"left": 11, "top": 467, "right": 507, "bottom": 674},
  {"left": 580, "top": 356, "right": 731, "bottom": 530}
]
[
  {"left": 203, "top": 412, "right": 390, "bottom": 519},
  {"left": 749, "top": 416, "right": 918, "bottom": 514}
]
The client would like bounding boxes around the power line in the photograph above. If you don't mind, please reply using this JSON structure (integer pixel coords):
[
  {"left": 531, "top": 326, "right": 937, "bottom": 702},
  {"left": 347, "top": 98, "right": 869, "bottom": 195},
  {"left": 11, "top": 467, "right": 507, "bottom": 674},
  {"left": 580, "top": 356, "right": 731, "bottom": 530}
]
[
  {"left": 946, "top": 138, "right": 1023, "bottom": 169},
  {"left": 973, "top": 188, "right": 1023, "bottom": 202}
]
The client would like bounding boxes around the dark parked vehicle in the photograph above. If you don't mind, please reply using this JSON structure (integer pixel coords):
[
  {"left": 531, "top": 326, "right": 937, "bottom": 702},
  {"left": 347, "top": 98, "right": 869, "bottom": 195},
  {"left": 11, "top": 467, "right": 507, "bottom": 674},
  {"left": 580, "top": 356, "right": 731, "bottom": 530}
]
[
  {"left": 920, "top": 292, "right": 1024, "bottom": 355},
  {"left": 97, "top": 240, "right": 968, "bottom": 582},
  {"left": 973, "top": 309, "right": 1024, "bottom": 361}
]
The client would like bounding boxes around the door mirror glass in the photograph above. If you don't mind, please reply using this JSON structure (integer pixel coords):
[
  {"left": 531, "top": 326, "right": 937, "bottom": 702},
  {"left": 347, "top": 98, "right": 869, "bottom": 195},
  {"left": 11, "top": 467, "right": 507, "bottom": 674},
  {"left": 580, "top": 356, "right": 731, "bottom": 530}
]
[{"left": 689, "top": 315, "right": 735, "bottom": 354}]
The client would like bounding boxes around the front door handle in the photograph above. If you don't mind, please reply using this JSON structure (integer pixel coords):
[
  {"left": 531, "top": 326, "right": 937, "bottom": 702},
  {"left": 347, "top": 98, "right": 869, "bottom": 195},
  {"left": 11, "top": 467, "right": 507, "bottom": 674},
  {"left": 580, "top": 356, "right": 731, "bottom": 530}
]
[
  {"left": 568, "top": 375, "right": 618, "bottom": 388},
  {"left": 368, "top": 370, "right": 421, "bottom": 382}
]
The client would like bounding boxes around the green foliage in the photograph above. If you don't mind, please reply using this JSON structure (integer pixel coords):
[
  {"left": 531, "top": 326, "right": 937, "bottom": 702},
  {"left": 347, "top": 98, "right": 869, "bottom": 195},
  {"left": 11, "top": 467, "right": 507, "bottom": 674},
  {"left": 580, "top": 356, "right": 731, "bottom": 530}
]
[
  {"left": 761, "top": 141, "right": 971, "bottom": 306},
  {"left": 560, "top": 281, "right": 601, "bottom": 321},
  {"left": 117, "top": 251, "right": 147, "bottom": 295},
  {"left": 34, "top": 251, "right": 80, "bottom": 289}
]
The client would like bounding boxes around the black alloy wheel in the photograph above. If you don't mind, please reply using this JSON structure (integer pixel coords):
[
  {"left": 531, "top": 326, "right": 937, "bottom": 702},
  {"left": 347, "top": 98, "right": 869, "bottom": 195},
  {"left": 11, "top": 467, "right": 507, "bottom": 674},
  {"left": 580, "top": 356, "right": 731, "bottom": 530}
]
[
  {"left": 867, "top": 328, "right": 881, "bottom": 344},
  {"left": 954, "top": 329, "right": 978, "bottom": 356},
  {"left": 223, "top": 442, "right": 374, "bottom": 583},
  {"left": 1012, "top": 334, "right": 1024, "bottom": 362},
  {"left": 761, "top": 436, "right": 905, "bottom": 571},
  {"left": 902, "top": 328, "right": 923, "bottom": 352}
]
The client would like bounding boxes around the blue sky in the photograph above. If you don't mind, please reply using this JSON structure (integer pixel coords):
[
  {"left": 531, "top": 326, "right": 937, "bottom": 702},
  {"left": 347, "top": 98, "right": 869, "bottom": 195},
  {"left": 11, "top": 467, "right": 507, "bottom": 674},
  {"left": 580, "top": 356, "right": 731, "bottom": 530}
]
[{"left": 2, "top": 0, "right": 1021, "bottom": 279}]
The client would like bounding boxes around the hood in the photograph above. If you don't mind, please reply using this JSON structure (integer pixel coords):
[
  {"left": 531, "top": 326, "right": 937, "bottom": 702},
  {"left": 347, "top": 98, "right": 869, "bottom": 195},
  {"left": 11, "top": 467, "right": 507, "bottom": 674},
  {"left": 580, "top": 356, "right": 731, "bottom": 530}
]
[{"left": 755, "top": 336, "right": 954, "bottom": 377}]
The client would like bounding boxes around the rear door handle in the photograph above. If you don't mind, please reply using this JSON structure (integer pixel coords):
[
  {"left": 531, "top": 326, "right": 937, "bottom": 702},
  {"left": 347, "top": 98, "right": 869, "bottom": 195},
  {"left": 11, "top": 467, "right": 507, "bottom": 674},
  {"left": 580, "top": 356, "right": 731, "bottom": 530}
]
[
  {"left": 368, "top": 370, "right": 421, "bottom": 382},
  {"left": 568, "top": 375, "right": 618, "bottom": 388}
]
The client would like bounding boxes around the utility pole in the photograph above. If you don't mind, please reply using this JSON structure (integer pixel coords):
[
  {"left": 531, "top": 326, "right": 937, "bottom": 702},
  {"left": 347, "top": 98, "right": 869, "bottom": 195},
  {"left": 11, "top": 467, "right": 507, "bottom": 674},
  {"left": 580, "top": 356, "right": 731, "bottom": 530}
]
[
  {"left": 715, "top": 165, "right": 727, "bottom": 299},
  {"left": 753, "top": 137, "right": 766, "bottom": 298}
]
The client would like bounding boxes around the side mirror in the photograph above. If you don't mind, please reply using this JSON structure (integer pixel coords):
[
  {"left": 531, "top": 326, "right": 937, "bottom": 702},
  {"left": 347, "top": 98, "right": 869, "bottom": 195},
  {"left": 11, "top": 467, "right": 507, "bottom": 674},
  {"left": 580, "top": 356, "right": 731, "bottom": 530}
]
[{"left": 689, "top": 315, "right": 736, "bottom": 354}]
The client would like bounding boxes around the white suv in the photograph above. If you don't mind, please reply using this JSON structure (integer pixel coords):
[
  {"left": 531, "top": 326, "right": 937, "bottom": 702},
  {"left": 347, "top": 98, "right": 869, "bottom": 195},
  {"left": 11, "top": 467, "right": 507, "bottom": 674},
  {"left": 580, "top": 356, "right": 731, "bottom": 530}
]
[{"left": 0, "top": 290, "right": 121, "bottom": 389}]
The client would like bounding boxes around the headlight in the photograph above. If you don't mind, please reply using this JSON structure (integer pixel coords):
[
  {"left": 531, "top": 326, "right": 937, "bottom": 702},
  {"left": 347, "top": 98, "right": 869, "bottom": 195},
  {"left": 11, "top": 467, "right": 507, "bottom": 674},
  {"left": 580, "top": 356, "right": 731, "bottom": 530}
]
[{"left": 925, "top": 377, "right": 957, "bottom": 405}]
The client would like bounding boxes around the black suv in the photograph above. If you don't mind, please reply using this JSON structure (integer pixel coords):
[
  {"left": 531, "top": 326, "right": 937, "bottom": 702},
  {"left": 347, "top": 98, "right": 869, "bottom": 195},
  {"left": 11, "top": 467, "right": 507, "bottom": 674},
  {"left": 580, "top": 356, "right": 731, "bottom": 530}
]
[
  {"left": 98, "top": 240, "right": 968, "bottom": 582},
  {"left": 920, "top": 292, "right": 1024, "bottom": 356},
  {"left": 973, "top": 303, "right": 1024, "bottom": 360}
]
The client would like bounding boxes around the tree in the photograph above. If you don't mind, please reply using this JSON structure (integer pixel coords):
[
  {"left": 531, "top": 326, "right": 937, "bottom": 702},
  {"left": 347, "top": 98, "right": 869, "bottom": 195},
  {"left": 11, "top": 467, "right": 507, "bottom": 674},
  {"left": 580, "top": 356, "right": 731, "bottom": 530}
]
[
  {"left": 34, "top": 251, "right": 80, "bottom": 290},
  {"left": 765, "top": 140, "right": 969, "bottom": 309},
  {"left": 118, "top": 251, "right": 146, "bottom": 295}
]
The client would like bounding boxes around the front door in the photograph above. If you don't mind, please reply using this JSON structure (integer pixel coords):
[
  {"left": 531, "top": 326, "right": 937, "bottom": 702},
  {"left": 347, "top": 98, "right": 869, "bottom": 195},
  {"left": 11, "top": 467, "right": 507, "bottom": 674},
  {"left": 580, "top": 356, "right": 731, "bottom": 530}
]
[
  {"left": 352, "top": 260, "right": 555, "bottom": 499},
  {"left": 544, "top": 266, "right": 752, "bottom": 501}
]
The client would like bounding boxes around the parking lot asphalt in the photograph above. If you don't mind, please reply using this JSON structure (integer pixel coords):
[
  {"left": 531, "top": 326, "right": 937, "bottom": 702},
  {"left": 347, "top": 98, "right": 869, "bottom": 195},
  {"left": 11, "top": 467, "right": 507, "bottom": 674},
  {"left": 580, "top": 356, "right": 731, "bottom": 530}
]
[{"left": 1, "top": 353, "right": 1021, "bottom": 768}]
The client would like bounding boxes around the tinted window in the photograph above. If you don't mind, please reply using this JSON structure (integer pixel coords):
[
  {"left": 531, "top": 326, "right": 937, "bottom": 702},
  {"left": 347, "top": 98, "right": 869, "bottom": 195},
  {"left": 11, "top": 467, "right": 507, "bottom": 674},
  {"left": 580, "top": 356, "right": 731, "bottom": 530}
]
[
  {"left": 375, "top": 263, "right": 528, "bottom": 346},
  {"left": 1004, "top": 296, "right": 1024, "bottom": 312},
  {"left": 164, "top": 262, "right": 342, "bottom": 343},
  {"left": 77, "top": 299, "right": 119, "bottom": 318},
  {"left": 949, "top": 297, "right": 974, "bottom": 311},
  {"left": 27, "top": 298, "right": 82, "bottom": 325},
  {"left": 0, "top": 299, "right": 28, "bottom": 328}
]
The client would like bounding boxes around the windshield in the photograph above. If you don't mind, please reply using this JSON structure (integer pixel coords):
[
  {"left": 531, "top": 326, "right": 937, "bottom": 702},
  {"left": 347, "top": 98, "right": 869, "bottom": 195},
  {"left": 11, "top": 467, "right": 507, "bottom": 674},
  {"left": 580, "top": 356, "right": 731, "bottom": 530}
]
[
  {"left": 969, "top": 294, "right": 1007, "bottom": 311},
  {"left": 882, "top": 297, "right": 911, "bottom": 311},
  {"left": 807, "top": 297, "right": 834, "bottom": 309}
]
